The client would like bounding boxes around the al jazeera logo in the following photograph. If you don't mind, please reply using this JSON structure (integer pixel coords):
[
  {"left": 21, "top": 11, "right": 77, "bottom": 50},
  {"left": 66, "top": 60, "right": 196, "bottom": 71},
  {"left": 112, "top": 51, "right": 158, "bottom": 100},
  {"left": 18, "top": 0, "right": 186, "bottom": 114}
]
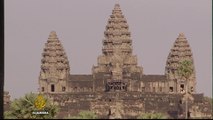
[{"left": 32, "top": 94, "right": 49, "bottom": 115}]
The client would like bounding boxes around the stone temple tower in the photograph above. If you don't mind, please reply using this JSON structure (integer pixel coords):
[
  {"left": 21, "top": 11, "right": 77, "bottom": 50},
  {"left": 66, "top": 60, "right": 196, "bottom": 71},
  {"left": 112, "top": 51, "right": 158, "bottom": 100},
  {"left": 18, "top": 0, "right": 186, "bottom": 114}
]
[
  {"left": 165, "top": 33, "right": 196, "bottom": 94},
  {"left": 39, "top": 31, "right": 70, "bottom": 93},
  {"left": 92, "top": 4, "right": 143, "bottom": 76},
  {"left": 92, "top": 4, "right": 143, "bottom": 92}
]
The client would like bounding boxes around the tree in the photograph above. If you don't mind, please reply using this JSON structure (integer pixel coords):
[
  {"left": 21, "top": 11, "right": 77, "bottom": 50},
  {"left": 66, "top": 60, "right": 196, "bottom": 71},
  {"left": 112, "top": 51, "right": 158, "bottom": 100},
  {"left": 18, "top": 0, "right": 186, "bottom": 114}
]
[
  {"left": 177, "top": 60, "right": 194, "bottom": 119},
  {"left": 177, "top": 60, "right": 193, "bottom": 80},
  {"left": 137, "top": 113, "right": 168, "bottom": 119},
  {"left": 4, "top": 92, "right": 59, "bottom": 119},
  {"left": 64, "top": 110, "right": 97, "bottom": 119}
]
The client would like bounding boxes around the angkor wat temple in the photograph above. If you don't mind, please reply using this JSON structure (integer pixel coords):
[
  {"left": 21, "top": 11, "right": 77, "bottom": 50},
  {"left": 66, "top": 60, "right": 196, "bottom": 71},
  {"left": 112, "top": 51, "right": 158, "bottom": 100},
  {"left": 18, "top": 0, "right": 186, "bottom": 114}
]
[{"left": 38, "top": 4, "right": 212, "bottom": 119}]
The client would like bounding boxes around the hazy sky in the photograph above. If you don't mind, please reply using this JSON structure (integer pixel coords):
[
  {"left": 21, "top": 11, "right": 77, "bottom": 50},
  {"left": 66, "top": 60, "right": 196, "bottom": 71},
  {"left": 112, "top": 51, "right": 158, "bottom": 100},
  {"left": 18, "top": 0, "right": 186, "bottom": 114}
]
[{"left": 5, "top": 0, "right": 212, "bottom": 99}]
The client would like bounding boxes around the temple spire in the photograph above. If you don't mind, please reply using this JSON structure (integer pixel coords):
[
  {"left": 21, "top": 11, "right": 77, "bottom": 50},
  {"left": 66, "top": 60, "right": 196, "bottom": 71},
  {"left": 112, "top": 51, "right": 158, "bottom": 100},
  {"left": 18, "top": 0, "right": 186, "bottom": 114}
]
[
  {"left": 114, "top": 3, "right": 121, "bottom": 10},
  {"left": 178, "top": 32, "right": 186, "bottom": 38},
  {"left": 48, "top": 31, "right": 58, "bottom": 40},
  {"left": 92, "top": 4, "right": 143, "bottom": 76},
  {"left": 50, "top": 31, "right": 56, "bottom": 36},
  {"left": 103, "top": 3, "right": 131, "bottom": 56},
  {"left": 165, "top": 33, "right": 196, "bottom": 93},
  {"left": 166, "top": 33, "right": 195, "bottom": 75},
  {"left": 39, "top": 31, "right": 70, "bottom": 93}
]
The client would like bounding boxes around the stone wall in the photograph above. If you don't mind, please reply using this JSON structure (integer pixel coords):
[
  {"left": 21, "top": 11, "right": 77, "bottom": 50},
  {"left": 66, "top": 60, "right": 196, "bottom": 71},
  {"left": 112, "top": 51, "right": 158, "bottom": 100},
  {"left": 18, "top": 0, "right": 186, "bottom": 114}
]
[{"left": 46, "top": 91, "right": 211, "bottom": 119}]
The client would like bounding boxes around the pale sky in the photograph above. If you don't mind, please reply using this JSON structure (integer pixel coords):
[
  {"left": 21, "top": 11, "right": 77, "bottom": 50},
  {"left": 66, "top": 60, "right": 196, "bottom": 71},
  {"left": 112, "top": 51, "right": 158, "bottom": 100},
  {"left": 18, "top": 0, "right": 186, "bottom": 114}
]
[{"left": 5, "top": 0, "right": 212, "bottom": 99}]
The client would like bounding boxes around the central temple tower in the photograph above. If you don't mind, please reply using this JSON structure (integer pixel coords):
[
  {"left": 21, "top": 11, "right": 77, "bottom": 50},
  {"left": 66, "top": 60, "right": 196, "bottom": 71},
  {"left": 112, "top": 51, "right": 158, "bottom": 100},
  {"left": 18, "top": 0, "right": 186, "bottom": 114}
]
[{"left": 92, "top": 4, "right": 143, "bottom": 92}]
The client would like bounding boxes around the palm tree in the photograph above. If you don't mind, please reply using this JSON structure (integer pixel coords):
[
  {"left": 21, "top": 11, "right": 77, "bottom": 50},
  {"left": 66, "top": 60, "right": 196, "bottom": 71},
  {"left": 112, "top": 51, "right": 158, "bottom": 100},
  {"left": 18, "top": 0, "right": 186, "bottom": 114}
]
[
  {"left": 4, "top": 92, "right": 59, "bottom": 119},
  {"left": 137, "top": 112, "right": 168, "bottom": 119},
  {"left": 177, "top": 60, "right": 194, "bottom": 119},
  {"left": 64, "top": 110, "right": 97, "bottom": 119},
  {"left": 177, "top": 60, "right": 193, "bottom": 80}
]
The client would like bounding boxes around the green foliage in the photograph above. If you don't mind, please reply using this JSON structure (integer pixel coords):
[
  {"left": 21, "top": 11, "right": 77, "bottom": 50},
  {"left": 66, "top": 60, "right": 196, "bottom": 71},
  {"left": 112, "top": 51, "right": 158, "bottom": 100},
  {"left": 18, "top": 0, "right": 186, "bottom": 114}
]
[
  {"left": 177, "top": 60, "right": 193, "bottom": 80},
  {"left": 64, "top": 110, "right": 97, "bottom": 119},
  {"left": 137, "top": 113, "right": 168, "bottom": 119},
  {"left": 4, "top": 92, "right": 59, "bottom": 119}
]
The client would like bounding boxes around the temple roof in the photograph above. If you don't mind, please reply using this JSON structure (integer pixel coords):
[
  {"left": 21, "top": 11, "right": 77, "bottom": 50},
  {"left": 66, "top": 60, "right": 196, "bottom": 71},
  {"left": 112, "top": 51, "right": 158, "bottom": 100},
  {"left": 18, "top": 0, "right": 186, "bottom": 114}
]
[
  {"left": 69, "top": 75, "right": 93, "bottom": 81},
  {"left": 68, "top": 75, "right": 93, "bottom": 88},
  {"left": 68, "top": 74, "right": 167, "bottom": 82},
  {"left": 142, "top": 75, "right": 167, "bottom": 81}
]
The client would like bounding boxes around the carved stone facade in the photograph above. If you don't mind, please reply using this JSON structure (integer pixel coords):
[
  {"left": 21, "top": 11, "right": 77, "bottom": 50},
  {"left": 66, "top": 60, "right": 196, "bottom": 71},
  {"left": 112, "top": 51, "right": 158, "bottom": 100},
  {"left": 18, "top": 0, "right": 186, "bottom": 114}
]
[{"left": 38, "top": 4, "right": 212, "bottom": 119}]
